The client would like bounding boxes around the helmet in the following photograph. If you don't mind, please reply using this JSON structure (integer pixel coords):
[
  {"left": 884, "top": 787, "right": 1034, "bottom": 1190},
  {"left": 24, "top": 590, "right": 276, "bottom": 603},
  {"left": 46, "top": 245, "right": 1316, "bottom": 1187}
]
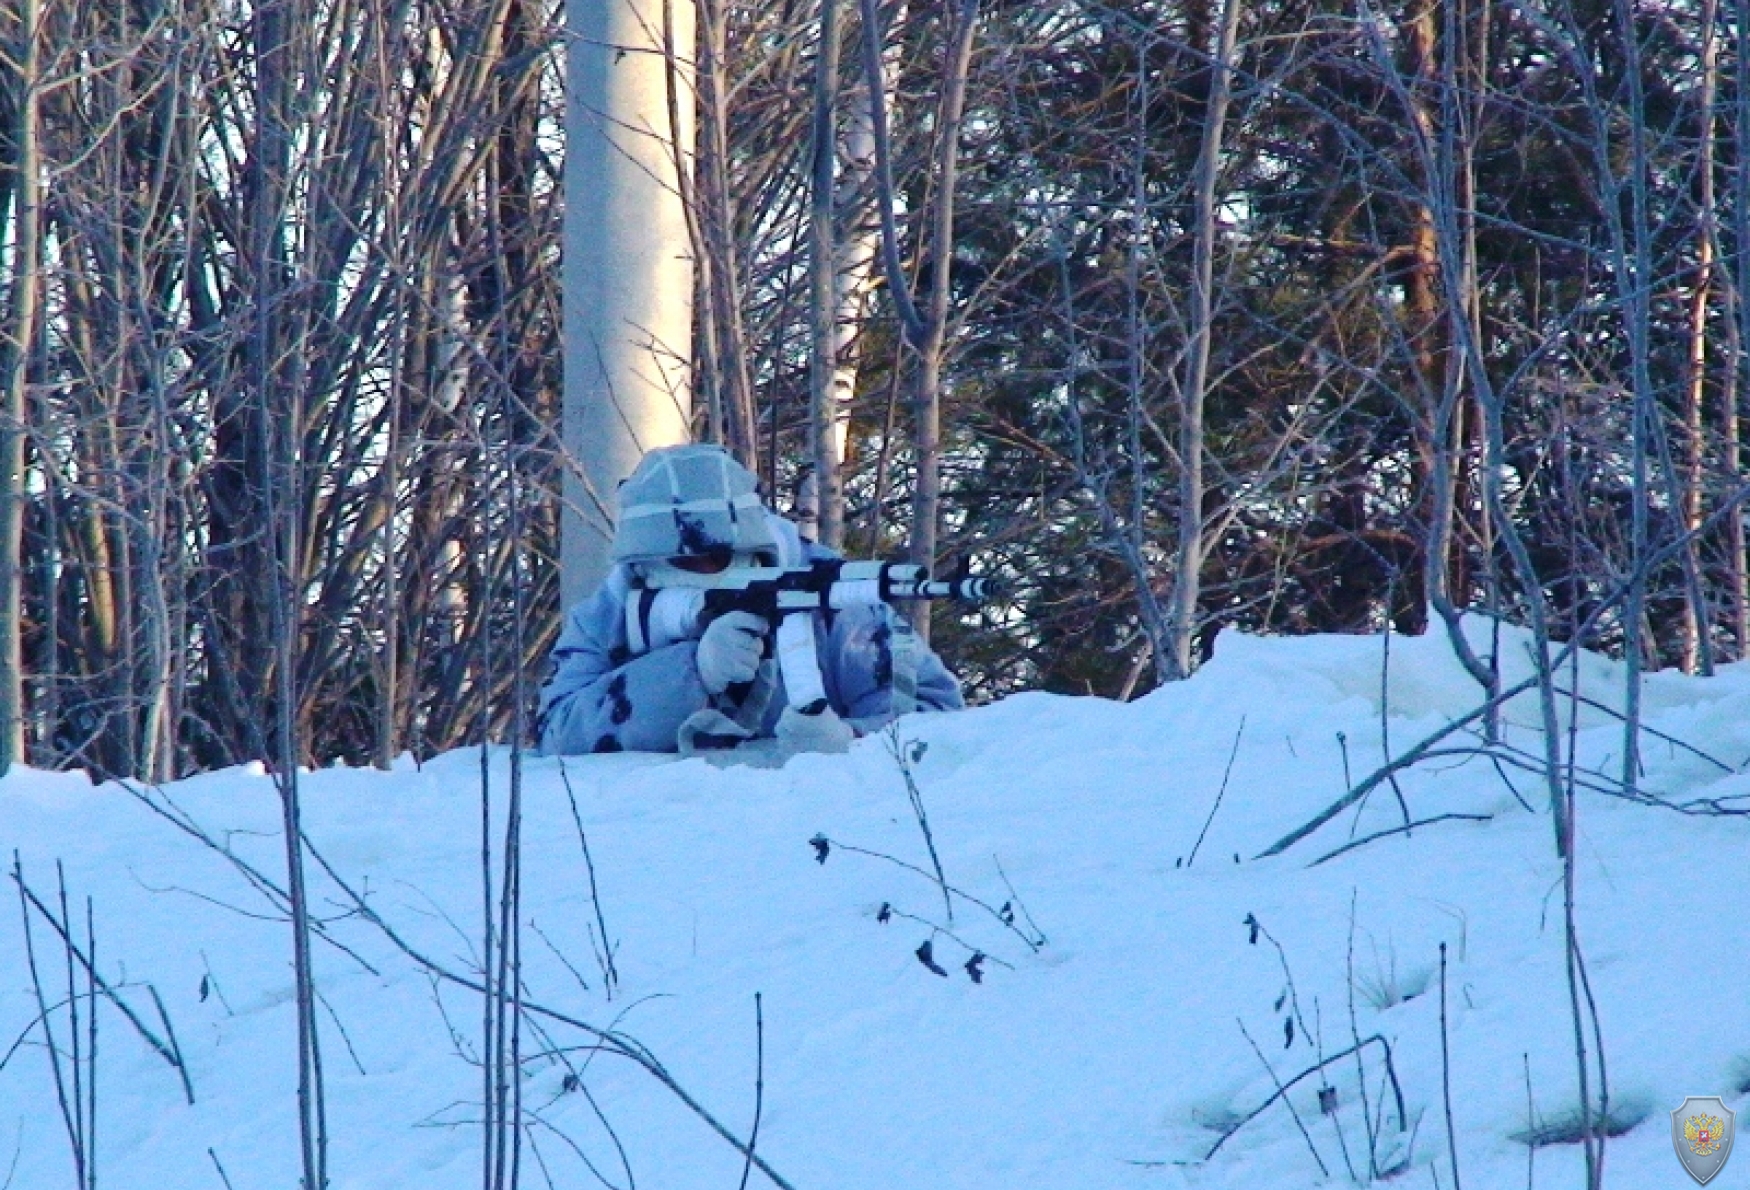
[{"left": 610, "top": 444, "right": 777, "bottom": 565}]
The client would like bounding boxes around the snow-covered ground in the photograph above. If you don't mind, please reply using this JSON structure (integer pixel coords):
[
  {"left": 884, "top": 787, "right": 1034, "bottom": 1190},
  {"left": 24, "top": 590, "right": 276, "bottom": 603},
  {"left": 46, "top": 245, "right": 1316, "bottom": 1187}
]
[{"left": 3, "top": 623, "right": 1747, "bottom": 1189}]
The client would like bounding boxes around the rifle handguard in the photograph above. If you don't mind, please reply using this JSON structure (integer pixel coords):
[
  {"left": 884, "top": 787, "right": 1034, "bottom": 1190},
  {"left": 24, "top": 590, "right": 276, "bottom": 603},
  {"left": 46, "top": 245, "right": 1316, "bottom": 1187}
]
[{"left": 625, "top": 558, "right": 999, "bottom": 657}]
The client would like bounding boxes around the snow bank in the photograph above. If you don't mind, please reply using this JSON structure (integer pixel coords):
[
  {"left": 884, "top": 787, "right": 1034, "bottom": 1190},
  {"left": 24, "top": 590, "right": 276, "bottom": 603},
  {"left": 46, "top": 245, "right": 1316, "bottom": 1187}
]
[{"left": 3, "top": 623, "right": 1746, "bottom": 1188}]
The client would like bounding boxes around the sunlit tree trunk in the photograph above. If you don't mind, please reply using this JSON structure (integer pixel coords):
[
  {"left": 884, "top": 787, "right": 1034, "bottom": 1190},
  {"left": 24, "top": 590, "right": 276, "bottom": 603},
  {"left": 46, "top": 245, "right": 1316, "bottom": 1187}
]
[
  {"left": 805, "top": 0, "right": 845, "bottom": 546},
  {"left": 1168, "top": 0, "right": 1242, "bottom": 677},
  {"left": 1727, "top": 0, "right": 1750, "bottom": 658},
  {"left": 798, "top": 0, "right": 906, "bottom": 550},
  {"left": 1399, "top": 0, "right": 1445, "bottom": 633},
  {"left": 1679, "top": 0, "right": 1720, "bottom": 674},
  {"left": 907, "top": 0, "right": 978, "bottom": 641},
  {"left": 826, "top": 8, "right": 902, "bottom": 539},
  {"left": 0, "top": 0, "right": 41, "bottom": 772},
  {"left": 695, "top": 0, "right": 757, "bottom": 469},
  {"left": 563, "top": 0, "right": 695, "bottom": 607}
]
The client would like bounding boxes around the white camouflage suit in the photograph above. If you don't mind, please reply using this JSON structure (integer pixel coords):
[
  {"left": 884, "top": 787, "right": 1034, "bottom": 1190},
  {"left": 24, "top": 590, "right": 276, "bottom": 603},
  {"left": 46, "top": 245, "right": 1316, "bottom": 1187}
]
[{"left": 537, "top": 445, "right": 963, "bottom": 756}]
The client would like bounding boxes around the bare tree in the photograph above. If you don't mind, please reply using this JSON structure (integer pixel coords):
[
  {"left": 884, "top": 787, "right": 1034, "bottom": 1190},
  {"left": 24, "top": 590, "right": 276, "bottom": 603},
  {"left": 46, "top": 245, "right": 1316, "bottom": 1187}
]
[
  {"left": 805, "top": 0, "right": 846, "bottom": 546},
  {"left": 0, "top": 0, "right": 42, "bottom": 772},
  {"left": 1729, "top": 0, "right": 1750, "bottom": 658},
  {"left": 1167, "top": 0, "right": 1243, "bottom": 680},
  {"left": 0, "top": 0, "right": 1745, "bottom": 772},
  {"left": 694, "top": 0, "right": 759, "bottom": 468},
  {"left": 1681, "top": 0, "right": 1723, "bottom": 673}
]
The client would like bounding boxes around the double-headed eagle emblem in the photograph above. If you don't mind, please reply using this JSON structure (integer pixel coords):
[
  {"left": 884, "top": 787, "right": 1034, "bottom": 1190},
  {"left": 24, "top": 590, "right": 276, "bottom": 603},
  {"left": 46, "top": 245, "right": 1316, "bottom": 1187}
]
[
  {"left": 1672, "top": 1096, "right": 1736, "bottom": 1185},
  {"left": 1685, "top": 1112, "right": 1725, "bottom": 1157}
]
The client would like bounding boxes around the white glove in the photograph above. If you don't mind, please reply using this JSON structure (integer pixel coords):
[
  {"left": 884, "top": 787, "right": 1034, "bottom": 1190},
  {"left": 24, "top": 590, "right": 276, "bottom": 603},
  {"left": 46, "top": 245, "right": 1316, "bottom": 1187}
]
[
  {"left": 775, "top": 702, "right": 855, "bottom": 756},
  {"left": 695, "top": 611, "right": 769, "bottom": 695}
]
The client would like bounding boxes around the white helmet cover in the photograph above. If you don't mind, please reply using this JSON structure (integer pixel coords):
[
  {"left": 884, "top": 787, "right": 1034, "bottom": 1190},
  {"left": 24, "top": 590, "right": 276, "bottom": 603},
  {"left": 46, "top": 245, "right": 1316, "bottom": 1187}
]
[{"left": 611, "top": 444, "right": 777, "bottom": 565}]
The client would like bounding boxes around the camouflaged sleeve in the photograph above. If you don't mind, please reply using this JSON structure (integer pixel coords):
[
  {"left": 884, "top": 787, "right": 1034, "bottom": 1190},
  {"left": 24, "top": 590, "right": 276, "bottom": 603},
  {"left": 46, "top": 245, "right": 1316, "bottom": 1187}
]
[
  {"left": 537, "top": 573, "right": 714, "bottom": 754},
  {"left": 817, "top": 603, "right": 965, "bottom": 725}
]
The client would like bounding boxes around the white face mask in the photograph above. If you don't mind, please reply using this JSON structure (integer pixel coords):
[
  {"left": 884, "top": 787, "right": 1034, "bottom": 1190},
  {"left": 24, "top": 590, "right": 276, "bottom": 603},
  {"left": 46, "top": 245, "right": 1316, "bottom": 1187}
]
[{"left": 634, "top": 553, "right": 764, "bottom": 589}]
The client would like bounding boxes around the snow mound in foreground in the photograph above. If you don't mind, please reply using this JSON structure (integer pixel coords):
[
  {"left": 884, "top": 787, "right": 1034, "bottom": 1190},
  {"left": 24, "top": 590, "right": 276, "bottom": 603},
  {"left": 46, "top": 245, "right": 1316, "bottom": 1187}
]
[{"left": 3, "top": 623, "right": 1747, "bottom": 1189}]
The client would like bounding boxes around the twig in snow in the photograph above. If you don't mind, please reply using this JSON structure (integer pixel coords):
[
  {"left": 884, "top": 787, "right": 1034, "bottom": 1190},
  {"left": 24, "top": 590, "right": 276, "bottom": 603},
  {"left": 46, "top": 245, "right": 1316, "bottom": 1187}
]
[
  {"left": 1346, "top": 893, "right": 1380, "bottom": 1179},
  {"left": 1440, "top": 942, "right": 1462, "bottom": 1190},
  {"left": 811, "top": 834, "right": 1042, "bottom": 951},
  {"left": 1486, "top": 752, "right": 1536, "bottom": 813},
  {"left": 525, "top": 1109, "right": 633, "bottom": 1190},
  {"left": 882, "top": 905, "right": 1017, "bottom": 972},
  {"left": 1549, "top": 685, "right": 1734, "bottom": 774},
  {"left": 12, "top": 857, "right": 194, "bottom": 1104},
  {"left": 992, "top": 855, "right": 1047, "bottom": 947},
  {"left": 1187, "top": 715, "right": 1246, "bottom": 867},
  {"left": 207, "top": 1147, "right": 237, "bottom": 1190},
  {"left": 316, "top": 987, "right": 368, "bottom": 1076},
  {"left": 1309, "top": 814, "right": 1493, "bottom": 868},
  {"left": 145, "top": 985, "right": 195, "bottom": 1107},
  {"left": 198, "top": 951, "right": 235, "bottom": 1015},
  {"left": 1205, "top": 1032, "right": 1407, "bottom": 1164},
  {"left": 55, "top": 866, "right": 88, "bottom": 1190},
  {"left": 559, "top": 758, "right": 619, "bottom": 997},
  {"left": 1522, "top": 1053, "right": 1536, "bottom": 1190},
  {"left": 16, "top": 855, "right": 82, "bottom": 1188},
  {"left": 1373, "top": 611, "right": 1413, "bottom": 834},
  {"left": 116, "top": 779, "right": 381, "bottom": 974},
  {"left": 293, "top": 832, "right": 799, "bottom": 1190},
  {"left": 736, "top": 993, "right": 764, "bottom": 1190},
  {"left": 1258, "top": 673, "right": 1542, "bottom": 857},
  {"left": 2, "top": 1120, "right": 21, "bottom": 1190},
  {"left": 885, "top": 726, "right": 953, "bottom": 924},
  {"left": 1311, "top": 997, "right": 1360, "bottom": 1182},
  {"left": 531, "top": 920, "right": 591, "bottom": 995},
  {"left": 519, "top": 1009, "right": 636, "bottom": 1190},
  {"left": 1241, "top": 913, "right": 1311, "bottom": 1048},
  {"left": 81, "top": 895, "right": 95, "bottom": 1190},
  {"left": 1236, "top": 1018, "right": 1329, "bottom": 1177},
  {"left": 526, "top": 1129, "right": 559, "bottom": 1190}
]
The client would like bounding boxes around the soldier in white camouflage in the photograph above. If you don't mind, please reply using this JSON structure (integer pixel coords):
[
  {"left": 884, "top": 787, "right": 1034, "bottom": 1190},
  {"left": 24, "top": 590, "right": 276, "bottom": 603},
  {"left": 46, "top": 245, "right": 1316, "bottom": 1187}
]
[{"left": 538, "top": 444, "right": 963, "bottom": 758}]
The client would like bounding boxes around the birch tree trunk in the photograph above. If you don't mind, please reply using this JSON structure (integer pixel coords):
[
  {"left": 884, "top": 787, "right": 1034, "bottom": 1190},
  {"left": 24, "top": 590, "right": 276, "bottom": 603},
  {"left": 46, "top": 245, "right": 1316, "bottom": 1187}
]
[
  {"left": 801, "top": 0, "right": 906, "bottom": 550},
  {"left": 826, "top": 20, "right": 894, "bottom": 527},
  {"left": 805, "top": 0, "right": 845, "bottom": 547},
  {"left": 1426, "top": 0, "right": 1500, "bottom": 707},
  {"left": 0, "top": 0, "right": 42, "bottom": 772},
  {"left": 905, "top": 0, "right": 978, "bottom": 641},
  {"left": 1400, "top": 0, "right": 1445, "bottom": 628},
  {"left": 696, "top": 0, "right": 757, "bottom": 469},
  {"left": 1168, "top": 0, "right": 1242, "bottom": 678},
  {"left": 253, "top": 1, "right": 328, "bottom": 1183},
  {"left": 1679, "top": 0, "right": 1720, "bottom": 674},
  {"left": 1619, "top": 2, "right": 1653, "bottom": 796},
  {"left": 1727, "top": 0, "right": 1750, "bottom": 658}
]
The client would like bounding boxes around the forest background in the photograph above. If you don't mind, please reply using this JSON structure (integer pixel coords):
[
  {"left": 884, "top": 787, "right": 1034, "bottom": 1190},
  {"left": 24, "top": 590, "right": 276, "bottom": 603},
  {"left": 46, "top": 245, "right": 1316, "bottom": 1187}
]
[{"left": 0, "top": 0, "right": 1745, "bottom": 781}]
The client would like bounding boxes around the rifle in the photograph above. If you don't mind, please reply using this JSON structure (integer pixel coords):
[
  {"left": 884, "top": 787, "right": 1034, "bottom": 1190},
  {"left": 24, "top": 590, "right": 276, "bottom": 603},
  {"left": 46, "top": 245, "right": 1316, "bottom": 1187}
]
[{"left": 625, "top": 558, "right": 997, "bottom": 710}]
